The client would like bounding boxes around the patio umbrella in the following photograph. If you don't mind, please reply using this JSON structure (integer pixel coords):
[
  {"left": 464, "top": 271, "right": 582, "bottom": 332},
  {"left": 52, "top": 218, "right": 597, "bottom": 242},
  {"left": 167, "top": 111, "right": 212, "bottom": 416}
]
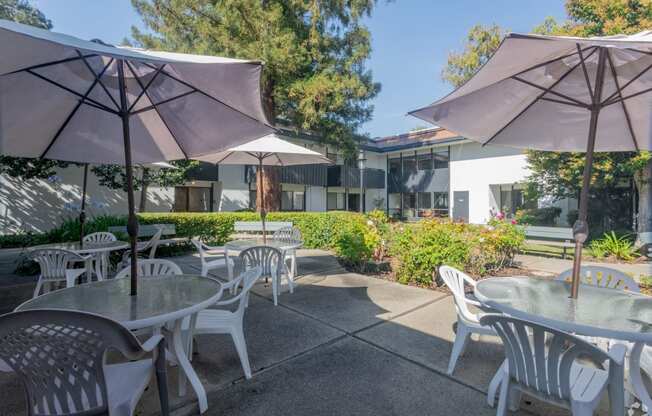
[
  {"left": 0, "top": 19, "right": 275, "bottom": 295},
  {"left": 409, "top": 31, "right": 652, "bottom": 299},
  {"left": 195, "top": 134, "right": 333, "bottom": 242}
]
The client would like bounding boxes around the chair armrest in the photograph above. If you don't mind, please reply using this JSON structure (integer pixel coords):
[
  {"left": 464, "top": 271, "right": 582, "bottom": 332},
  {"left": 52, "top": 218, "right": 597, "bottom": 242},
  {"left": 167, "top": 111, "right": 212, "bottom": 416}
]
[
  {"left": 140, "top": 334, "right": 165, "bottom": 353},
  {"left": 608, "top": 343, "right": 627, "bottom": 366},
  {"left": 202, "top": 244, "right": 226, "bottom": 252}
]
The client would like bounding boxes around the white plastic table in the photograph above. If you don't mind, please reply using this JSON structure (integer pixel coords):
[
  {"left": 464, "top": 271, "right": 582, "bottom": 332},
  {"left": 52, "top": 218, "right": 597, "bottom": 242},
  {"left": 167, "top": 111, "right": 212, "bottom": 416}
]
[
  {"left": 224, "top": 239, "right": 302, "bottom": 279},
  {"left": 16, "top": 274, "right": 222, "bottom": 413},
  {"left": 30, "top": 241, "right": 129, "bottom": 280},
  {"left": 475, "top": 277, "right": 652, "bottom": 409}
]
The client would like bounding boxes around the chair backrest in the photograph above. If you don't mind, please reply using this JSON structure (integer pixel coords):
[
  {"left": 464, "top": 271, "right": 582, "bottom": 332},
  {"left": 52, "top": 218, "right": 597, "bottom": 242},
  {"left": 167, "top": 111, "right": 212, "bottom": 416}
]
[
  {"left": 190, "top": 238, "right": 215, "bottom": 264},
  {"left": 273, "top": 226, "right": 302, "bottom": 244},
  {"left": 438, "top": 265, "right": 478, "bottom": 323},
  {"left": 82, "top": 232, "right": 116, "bottom": 244},
  {"left": 556, "top": 266, "right": 640, "bottom": 293},
  {"left": 0, "top": 309, "right": 145, "bottom": 416},
  {"left": 239, "top": 246, "right": 282, "bottom": 278},
  {"left": 115, "top": 258, "right": 182, "bottom": 280},
  {"left": 220, "top": 267, "right": 262, "bottom": 316},
  {"left": 31, "top": 249, "right": 85, "bottom": 281},
  {"left": 139, "top": 228, "right": 163, "bottom": 258},
  {"left": 480, "top": 314, "right": 612, "bottom": 403}
]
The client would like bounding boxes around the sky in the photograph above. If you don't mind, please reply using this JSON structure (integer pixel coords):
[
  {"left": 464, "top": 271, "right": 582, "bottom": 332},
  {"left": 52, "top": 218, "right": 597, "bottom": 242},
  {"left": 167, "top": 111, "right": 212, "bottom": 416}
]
[{"left": 32, "top": 0, "right": 567, "bottom": 138}]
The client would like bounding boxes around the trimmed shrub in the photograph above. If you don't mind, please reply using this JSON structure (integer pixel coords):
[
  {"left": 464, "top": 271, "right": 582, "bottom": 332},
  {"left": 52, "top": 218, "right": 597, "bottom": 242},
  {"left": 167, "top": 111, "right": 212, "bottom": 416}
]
[
  {"left": 515, "top": 207, "right": 561, "bottom": 226},
  {"left": 390, "top": 218, "right": 525, "bottom": 287}
]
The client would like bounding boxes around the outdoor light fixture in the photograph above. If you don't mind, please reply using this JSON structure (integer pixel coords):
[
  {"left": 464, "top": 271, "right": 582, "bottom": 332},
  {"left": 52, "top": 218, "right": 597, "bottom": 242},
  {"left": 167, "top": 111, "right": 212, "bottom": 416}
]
[{"left": 358, "top": 148, "right": 366, "bottom": 213}]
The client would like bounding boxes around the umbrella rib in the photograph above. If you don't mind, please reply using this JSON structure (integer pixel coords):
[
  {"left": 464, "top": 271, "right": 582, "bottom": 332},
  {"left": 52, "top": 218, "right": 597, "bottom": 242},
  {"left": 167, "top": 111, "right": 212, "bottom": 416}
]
[
  {"left": 605, "top": 50, "right": 640, "bottom": 152},
  {"left": 512, "top": 76, "right": 590, "bottom": 107},
  {"left": 484, "top": 48, "right": 597, "bottom": 147},
  {"left": 127, "top": 63, "right": 166, "bottom": 113},
  {"left": 539, "top": 96, "right": 587, "bottom": 107},
  {"left": 2, "top": 53, "right": 99, "bottom": 76},
  {"left": 125, "top": 61, "right": 190, "bottom": 159},
  {"left": 25, "top": 69, "right": 118, "bottom": 114},
  {"left": 131, "top": 90, "right": 197, "bottom": 115},
  {"left": 40, "top": 58, "right": 115, "bottom": 159},
  {"left": 274, "top": 153, "right": 284, "bottom": 166},
  {"left": 577, "top": 44, "right": 594, "bottom": 103},
  {"left": 140, "top": 62, "right": 276, "bottom": 130},
  {"left": 212, "top": 151, "right": 234, "bottom": 165},
  {"left": 76, "top": 51, "right": 120, "bottom": 111}
]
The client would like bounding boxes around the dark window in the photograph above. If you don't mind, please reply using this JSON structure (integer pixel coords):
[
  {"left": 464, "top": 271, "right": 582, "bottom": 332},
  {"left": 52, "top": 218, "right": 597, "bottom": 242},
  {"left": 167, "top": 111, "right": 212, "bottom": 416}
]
[
  {"left": 327, "top": 192, "right": 345, "bottom": 210},
  {"left": 433, "top": 192, "right": 449, "bottom": 209},
  {"left": 389, "top": 158, "right": 401, "bottom": 175},
  {"left": 434, "top": 148, "right": 449, "bottom": 169},
  {"left": 281, "top": 191, "right": 305, "bottom": 211},
  {"left": 417, "top": 192, "right": 431, "bottom": 209},
  {"left": 403, "top": 193, "right": 416, "bottom": 209},
  {"left": 417, "top": 154, "right": 433, "bottom": 170},
  {"left": 402, "top": 155, "right": 416, "bottom": 173},
  {"left": 249, "top": 190, "right": 257, "bottom": 210}
]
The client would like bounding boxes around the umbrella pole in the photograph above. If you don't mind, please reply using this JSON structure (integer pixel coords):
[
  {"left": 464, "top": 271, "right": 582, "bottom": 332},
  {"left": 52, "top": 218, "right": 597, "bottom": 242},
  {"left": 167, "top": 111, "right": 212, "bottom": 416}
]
[
  {"left": 79, "top": 163, "right": 88, "bottom": 246},
  {"left": 259, "top": 157, "right": 267, "bottom": 244},
  {"left": 570, "top": 48, "right": 606, "bottom": 299},
  {"left": 117, "top": 59, "right": 139, "bottom": 296}
]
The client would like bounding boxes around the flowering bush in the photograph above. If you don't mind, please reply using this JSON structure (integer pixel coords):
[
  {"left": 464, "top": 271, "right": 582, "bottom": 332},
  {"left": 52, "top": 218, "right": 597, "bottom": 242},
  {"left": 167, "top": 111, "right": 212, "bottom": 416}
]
[{"left": 390, "top": 218, "right": 525, "bottom": 287}]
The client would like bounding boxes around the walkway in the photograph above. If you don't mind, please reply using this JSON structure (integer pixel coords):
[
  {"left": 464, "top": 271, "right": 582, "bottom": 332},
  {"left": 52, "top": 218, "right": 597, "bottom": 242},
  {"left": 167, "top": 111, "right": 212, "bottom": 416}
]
[
  {"left": 516, "top": 254, "right": 652, "bottom": 280},
  {"left": 0, "top": 250, "right": 619, "bottom": 415}
]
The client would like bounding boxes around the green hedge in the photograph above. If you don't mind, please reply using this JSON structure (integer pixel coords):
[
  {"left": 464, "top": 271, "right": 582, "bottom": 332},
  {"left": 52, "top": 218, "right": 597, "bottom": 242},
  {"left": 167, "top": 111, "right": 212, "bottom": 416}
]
[{"left": 0, "top": 211, "right": 369, "bottom": 251}]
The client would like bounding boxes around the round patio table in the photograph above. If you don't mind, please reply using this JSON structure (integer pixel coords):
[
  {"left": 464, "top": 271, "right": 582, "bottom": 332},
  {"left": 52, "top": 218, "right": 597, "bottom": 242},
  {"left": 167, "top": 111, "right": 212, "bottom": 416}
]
[
  {"left": 475, "top": 277, "right": 652, "bottom": 410},
  {"left": 30, "top": 241, "right": 128, "bottom": 280},
  {"left": 224, "top": 238, "right": 302, "bottom": 279},
  {"left": 16, "top": 274, "right": 223, "bottom": 414}
]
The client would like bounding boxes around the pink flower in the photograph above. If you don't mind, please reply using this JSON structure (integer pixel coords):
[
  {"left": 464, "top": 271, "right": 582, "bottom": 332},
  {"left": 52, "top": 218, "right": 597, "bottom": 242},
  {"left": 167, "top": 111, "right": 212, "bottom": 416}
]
[{"left": 511, "top": 219, "right": 517, "bottom": 225}]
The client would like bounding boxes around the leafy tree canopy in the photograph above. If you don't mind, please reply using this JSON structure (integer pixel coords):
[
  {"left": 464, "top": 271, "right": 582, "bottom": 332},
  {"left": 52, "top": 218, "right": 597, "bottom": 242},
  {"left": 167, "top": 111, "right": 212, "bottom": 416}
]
[
  {"left": 129, "top": 0, "right": 381, "bottom": 158},
  {"left": 91, "top": 160, "right": 199, "bottom": 192},
  {"left": 0, "top": 0, "right": 51, "bottom": 29}
]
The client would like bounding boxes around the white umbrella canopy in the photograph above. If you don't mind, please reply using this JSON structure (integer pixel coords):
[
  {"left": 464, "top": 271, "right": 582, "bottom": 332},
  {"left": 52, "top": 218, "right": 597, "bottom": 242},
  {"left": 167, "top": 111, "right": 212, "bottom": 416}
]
[
  {"left": 196, "top": 134, "right": 333, "bottom": 242},
  {"left": 194, "top": 134, "right": 333, "bottom": 165},
  {"left": 0, "top": 19, "right": 275, "bottom": 295},
  {"left": 409, "top": 31, "right": 652, "bottom": 298}
]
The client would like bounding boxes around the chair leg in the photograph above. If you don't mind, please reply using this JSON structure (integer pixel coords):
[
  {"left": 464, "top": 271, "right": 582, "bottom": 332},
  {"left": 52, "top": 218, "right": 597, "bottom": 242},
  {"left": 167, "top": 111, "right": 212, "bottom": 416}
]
[
  {"left": 33, "top": 279, "right": 43, "bottom": 298},
  {"left": 496, "top": 378, "right": 510, "bottom": 416},
  {"left": 272, "top": 273, "right": 279, "bottom": 306},
  {"left": 231, "top": 327, "right": 252, "bottom": 379},
  {"left": 487, "top": 360, "right": 505, "bottom": 408},
  {"left": 447, "top": 322, "right": 471, "bottom": 375},
  {"left": 155, "top": 339, "right": 170, "bottom": 416}
]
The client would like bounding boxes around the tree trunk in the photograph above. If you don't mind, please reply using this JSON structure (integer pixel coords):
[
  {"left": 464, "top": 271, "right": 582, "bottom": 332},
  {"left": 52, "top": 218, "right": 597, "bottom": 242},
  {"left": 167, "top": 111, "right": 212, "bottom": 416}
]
[
  {"left": 635, "top": 158, "right": 652, "bottom": 249},
  {"left": 258, "top": 78, "right": 281, "bottom": 212},
  {"left": 257, "top": 166, "right": 281, "bottom": 212}
]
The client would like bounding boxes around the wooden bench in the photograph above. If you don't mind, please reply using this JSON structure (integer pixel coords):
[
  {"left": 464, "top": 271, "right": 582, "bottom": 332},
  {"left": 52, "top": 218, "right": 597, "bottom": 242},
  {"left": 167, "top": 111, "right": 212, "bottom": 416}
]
[
  {"left": 233, "top": 221, "right": 293, "bottom": 238},
  {"left": 108, "top": 224, "right": 187, "bottom": 245},
  {"left": 523, "top": 225, "right": 575, "bottom": 259}
]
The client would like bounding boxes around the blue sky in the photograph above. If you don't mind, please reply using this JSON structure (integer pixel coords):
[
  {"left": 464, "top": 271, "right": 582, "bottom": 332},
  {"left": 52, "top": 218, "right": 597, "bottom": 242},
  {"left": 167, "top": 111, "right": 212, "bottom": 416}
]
[{"left": 32, "top": 0, "right": 566, "bottom": 138}]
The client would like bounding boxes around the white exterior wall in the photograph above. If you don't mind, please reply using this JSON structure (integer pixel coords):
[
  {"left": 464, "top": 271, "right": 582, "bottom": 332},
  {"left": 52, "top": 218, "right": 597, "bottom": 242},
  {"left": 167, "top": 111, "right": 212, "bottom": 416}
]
[
  {"left": 217, "top": 164, "right": 250, "bottom": 211},
  {"left": 0, "top": 165, "right": 173, "bottom": 234},
  {"left": 449, "top": 141, "right": 530, "bottom": 224}
]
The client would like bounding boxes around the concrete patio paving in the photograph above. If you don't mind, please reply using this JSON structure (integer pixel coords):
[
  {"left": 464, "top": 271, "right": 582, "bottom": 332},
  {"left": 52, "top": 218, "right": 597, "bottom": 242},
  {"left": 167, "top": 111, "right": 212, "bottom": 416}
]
[{"left": 0, "top": 249, "right": 620, "bottom": 415}]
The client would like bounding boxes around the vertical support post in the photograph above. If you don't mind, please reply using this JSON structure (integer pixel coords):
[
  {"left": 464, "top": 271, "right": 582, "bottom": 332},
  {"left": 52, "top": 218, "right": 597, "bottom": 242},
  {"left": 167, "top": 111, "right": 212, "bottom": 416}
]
[
  {"left": 259, "top": 157, "right": 267, "bottom": 244},
  {"left": 570, "top": 47, "right": 607, "bottom": 299},
  {"left": 79, "top": 163, "right": 89, "bottom": 246},
  {"left": 117, "top": 59, "right": 139, "bottom": 296}
]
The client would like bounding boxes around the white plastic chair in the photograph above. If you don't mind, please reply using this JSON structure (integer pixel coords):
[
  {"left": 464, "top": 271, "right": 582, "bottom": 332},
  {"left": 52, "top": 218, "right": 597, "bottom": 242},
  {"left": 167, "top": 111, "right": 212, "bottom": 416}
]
[
  {"left": 438, "top": 266, "right": 498, "bottom": 375},
  {"left": 83, "top": 232, "right": 117, "bottom": 280},
  {"left": 83, "top": 232, "right": 117, "bottom": 244},
  {"left": 556, "top": 266, "right": 640, "bottom": 293},
  {"left": 183, "top": 267, "right": 262, "bottom": 379},
  {"left": 272, "top": 226, "right": 302, "bottom": 279},
  {"left": 114, "top": 259, "right": 182, "bottom": 279},
  {"left": 0, "top": 309, "right": 169, "bottom": 416},
  {"left": 31, "top": 249, "right": 90, "bottom": 298},
  {"left": 191, "top": 238, "right": 234, "bottom": 279},
  {"left": 119, "top": 229, "right": 163, "bottom": 269},
  {"left": 240, "top": 246, "right": 288, "bottom": 306},
  {"left": 480, "top": 314, "right": 626, "bottom": 416}
]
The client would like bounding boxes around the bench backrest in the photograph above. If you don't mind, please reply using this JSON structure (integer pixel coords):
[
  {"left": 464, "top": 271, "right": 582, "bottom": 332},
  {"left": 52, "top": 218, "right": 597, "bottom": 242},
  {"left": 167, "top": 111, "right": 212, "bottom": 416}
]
[
  {"left": 524, "top": 225, "right": 573, "bottom": 241},
  {"left": 234, "top": 221, "right": 293, "bottom": 232},
  {"left": 108, "top": 223, "right": 176, "bottom": 238}
]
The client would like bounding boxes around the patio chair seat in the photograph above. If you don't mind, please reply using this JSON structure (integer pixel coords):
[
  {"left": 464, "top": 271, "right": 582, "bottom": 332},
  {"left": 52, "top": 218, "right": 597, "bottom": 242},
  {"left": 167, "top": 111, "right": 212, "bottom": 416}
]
[{"left": 105, "top": 360, "right": 153, "bottom": 416}]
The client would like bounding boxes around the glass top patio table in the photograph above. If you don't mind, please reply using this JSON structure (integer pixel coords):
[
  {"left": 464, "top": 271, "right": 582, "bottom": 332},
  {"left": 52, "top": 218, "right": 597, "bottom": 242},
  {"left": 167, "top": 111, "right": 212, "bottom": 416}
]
[
  {"left": 225, "top": 239, "right": 302, "bottom": 251},
  {"left": 474, "top": 277, "right": 652, "bottom": 343},
  {"left": 29, "top": 240, "right": 129, "bottom": 255},
  {"left": 16, "top": 274, "right": 223, "bottom": 330}
]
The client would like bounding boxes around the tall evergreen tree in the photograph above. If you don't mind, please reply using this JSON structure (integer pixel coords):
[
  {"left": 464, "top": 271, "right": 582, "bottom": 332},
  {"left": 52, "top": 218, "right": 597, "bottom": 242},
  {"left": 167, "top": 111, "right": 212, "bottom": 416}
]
[{"left": 130, "top": 0, "right": 381, "bottom": 211}]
